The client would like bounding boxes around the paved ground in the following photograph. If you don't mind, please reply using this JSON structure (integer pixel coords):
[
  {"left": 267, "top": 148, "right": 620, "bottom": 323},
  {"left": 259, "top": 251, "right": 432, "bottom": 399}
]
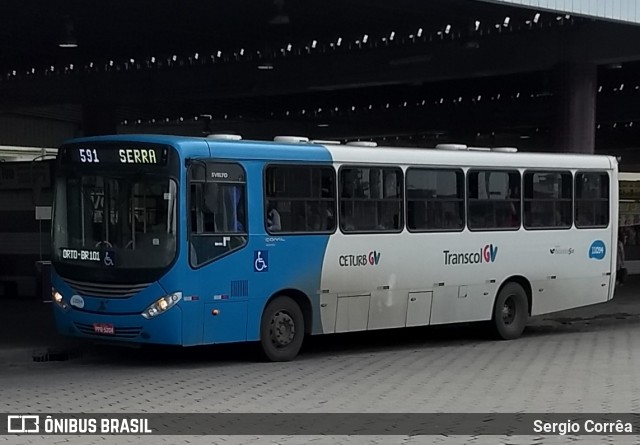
[{"left": 2, "top": 280, "right": 640, "bottom": 444}]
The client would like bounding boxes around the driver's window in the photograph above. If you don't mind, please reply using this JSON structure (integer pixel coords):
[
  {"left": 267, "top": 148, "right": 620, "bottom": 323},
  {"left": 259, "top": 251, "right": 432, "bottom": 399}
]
[{"left": 189, "top": 162, "right": 247, "bottom": 267}]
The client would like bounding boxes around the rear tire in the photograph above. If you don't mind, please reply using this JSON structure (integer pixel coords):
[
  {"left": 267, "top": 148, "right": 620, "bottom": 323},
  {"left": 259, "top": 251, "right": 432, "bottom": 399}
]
[
  {"left": 491, "top": 282, "right": 528, "bottom": 340},
  {"left": 259, "top": 296, "right": 304, "bottom": 362}
]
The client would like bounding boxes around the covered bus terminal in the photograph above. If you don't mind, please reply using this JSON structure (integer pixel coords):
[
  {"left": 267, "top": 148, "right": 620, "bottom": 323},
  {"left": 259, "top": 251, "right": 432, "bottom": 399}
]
[{"left": 3, "top": 0, "right": 640, "bottom": 442}]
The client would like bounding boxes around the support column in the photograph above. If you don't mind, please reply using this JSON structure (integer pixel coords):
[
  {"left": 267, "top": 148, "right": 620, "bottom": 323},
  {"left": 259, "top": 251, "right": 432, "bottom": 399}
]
[
  {"left": 553, "top": 63, "right": 597, "bottom": 154},
  {"left": 81, "top": 101, "right": 117, "bottom": 136}
]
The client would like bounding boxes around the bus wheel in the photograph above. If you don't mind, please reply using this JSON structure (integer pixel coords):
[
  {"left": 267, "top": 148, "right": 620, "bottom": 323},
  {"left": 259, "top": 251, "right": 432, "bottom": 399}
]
[
  {"left": 491, "top": 282, "right": 528, "bottom": 340},
  {"left": 260, "top": 296, "right": 304, "bottom": 362}
]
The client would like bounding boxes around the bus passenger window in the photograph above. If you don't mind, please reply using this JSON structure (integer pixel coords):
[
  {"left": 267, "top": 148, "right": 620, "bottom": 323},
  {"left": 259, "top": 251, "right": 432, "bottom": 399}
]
[
  {"left": 467, "top": 170, "right": 520, "bottom": 231},
  {"left": 264, "top": 165, "right": 336, "bottom": 234},
  {"left": 188, "top": 162, "right": 247, "bottom": 267},
  {"left": 406, "top": 168, "right": 464, "bottom": 232},
  {"left": 340, "top": 166, "right": 403, "bottom": 233},
  {"left": 523, "top": 171, "right": 572, "bottom": 230},
  {"left": 575, "top": 172, "right": 609, "bottom": 228}
]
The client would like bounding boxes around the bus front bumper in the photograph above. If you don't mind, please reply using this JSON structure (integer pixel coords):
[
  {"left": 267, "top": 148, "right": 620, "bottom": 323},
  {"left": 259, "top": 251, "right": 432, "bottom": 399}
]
[{"left": 53, "top": 304, "right": 184, "bottom": 346}]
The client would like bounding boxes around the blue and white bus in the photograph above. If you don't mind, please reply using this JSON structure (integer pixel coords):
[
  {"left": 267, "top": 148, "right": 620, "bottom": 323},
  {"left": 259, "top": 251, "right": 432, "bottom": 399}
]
[{"left": 51, "top": 134, "right": 618, "bottom": 361}]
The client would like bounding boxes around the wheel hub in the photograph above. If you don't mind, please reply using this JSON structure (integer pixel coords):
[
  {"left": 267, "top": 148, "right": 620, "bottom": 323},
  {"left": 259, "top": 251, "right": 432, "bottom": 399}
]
[
  {"left": 270, "top": 311, "right": 295, "bottom": 347},
  {"left": 502, "top": 297, "right": 516, "bottom": 325}
]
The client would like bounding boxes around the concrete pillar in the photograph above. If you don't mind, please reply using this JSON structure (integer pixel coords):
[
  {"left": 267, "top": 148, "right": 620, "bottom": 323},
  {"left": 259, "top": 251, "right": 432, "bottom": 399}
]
[
  {"left": 82, "top": 101, "right": 117, "bottom": 136},
  {"left": 553, "top": 63, "right": 597, "bottom": 154}
]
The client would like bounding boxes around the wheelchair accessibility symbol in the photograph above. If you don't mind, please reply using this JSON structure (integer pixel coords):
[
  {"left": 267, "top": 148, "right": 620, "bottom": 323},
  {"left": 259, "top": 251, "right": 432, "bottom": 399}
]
[
  {"left": 254, "top": 250, "right": 269, "bottom": 272},
  {"left": 103, "top": 251, "right": 115, "bottom": 267}
]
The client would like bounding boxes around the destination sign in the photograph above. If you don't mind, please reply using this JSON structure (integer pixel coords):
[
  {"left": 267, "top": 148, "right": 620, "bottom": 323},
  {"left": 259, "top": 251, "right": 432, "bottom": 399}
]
[
  {"left": 60, "top": 248, "right": 116, "bottom": 266},
  {"left": 61, "top": 248, "right": 101, "bottom": 262},
  {"left": 63, "top": 145, "right": 168, "bottom": 166}
]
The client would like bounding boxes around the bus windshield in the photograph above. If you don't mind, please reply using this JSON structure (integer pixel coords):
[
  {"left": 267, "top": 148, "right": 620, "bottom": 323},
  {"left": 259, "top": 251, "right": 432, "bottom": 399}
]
[{"left": 52, "top": 171, "right": 177, "bottom": 281}]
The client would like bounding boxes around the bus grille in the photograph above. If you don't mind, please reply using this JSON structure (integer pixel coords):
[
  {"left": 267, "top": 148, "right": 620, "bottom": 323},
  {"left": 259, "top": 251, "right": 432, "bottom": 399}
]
[
  {"left": 74, "top": 322, "right": 142, "bottom": 338},
  {"left": 63, "top": 278, "right": 150, "bottom": 298},
  {"left": 230, "top": 280, "right": 249, "bottom": 297}
]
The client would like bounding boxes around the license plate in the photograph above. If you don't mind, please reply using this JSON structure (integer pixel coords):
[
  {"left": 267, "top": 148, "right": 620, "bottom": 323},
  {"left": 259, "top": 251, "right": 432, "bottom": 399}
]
[{"left": 92, "top": 323, "right": 115, "bottom": 335}]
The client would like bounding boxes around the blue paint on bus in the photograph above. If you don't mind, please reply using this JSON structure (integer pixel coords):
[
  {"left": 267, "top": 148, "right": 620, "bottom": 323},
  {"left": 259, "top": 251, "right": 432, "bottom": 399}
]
[{"left": 51, "top": 135, "right": 333, "bottom": 346}]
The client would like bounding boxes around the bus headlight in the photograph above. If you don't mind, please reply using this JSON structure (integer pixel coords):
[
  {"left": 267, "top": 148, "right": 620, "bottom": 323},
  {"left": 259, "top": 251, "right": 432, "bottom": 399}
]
[
  {"left": 141, "top": 292, "right": 182, "bottom": 319},
  {"left": 51, "top": 287, "right": 69, "bottom": 311}
]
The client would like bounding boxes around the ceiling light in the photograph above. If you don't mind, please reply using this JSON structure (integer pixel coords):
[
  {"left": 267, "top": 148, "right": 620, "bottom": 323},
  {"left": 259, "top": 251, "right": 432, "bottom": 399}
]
[
  {"left": 58, "top": 16, "right": 78, "bottom": 48},
  {"left": 533, "top": 13, "right": 540, "bottom": 23}
]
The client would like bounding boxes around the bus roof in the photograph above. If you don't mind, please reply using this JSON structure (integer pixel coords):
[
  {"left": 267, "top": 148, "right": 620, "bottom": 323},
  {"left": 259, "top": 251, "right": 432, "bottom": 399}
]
[
  {"left": 64, "top": 134, "right": 616, "bottom": 170},
  {"left": 324, "top": 144, "right": 615, "bottom": 170}
]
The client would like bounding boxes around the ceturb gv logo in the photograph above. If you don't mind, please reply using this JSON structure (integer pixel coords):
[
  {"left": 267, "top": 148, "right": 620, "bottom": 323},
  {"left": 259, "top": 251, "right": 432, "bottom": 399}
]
[
  {"left": 339, "top": 250, "right": 381, "bottom": 267},
  {"left": 443, "top": 244, "right": 498, "bottom": 265}
]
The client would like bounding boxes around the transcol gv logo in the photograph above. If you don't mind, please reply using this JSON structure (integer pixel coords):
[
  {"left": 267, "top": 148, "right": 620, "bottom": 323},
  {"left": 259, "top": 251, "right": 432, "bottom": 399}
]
[
  {"left": 339, "top": 250, "right": 381, "bottom": 267},
  {"left": 443, "top": 244, "right": 498, "bottom": 265}
]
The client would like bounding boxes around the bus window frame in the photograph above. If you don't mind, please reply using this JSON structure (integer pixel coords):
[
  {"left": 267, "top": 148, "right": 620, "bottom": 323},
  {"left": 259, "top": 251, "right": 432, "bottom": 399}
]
[
  {"left": 338, "top": 164, "right": 405, "bottom": 235},
  {"left": 574, "top": 170, "right": 610, "bottom": 230},
  {"left": 405, "top": 166, "right": 465, "bottom": 233},
  {"left": 466, "top": 168, "right": 522, "bottom": 232},
  {"left": 262, "top": 163, "right": 338, "bottom": 236},
  {"left": 187, "top": 159, "right": 248, "bottom": 269},
  {"left": 522, "top": 169, "right": 573, "bottom": 231}
]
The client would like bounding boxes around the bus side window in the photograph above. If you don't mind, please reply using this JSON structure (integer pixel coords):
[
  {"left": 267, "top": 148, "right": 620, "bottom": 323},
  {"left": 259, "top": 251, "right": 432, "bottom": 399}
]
[
  {"left": 188, "top": 162, "right": 247, "bottom": 267},
  {"left": 264, "top": 165, "right": 336, "bottom": 234}
]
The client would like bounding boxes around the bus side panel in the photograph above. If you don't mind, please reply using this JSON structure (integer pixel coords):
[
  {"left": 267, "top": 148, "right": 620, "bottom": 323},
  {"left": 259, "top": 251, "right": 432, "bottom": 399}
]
[
  {"left": 245, "top": 234, "right": 332, "bottom": 340},
  {"left": 521, "top": 226, "right": 613, "bottom": 316},
  {"left": 319, "top": 227, "right": 614, "bottom": 330},
  {"left": 168, "top": 159, "right": 332, "bottom": 345}
]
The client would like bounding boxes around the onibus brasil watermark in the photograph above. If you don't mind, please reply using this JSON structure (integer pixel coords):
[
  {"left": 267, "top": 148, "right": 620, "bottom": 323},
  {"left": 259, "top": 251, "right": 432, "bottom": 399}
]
[
  {"left": 6, "top": 415, "right": 151, "bottom": 434},
  {"left": 3, "top": 413, "right": 638, "bottom": 435}
]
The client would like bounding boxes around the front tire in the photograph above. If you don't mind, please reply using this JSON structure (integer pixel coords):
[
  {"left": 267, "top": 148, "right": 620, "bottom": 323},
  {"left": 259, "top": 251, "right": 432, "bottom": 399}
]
[
  {"left": 259, "top": 296, "right": 304, "bottom": 362},
  {"left": 491, "top": 282, "right": 528, "bottom": 340}
]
